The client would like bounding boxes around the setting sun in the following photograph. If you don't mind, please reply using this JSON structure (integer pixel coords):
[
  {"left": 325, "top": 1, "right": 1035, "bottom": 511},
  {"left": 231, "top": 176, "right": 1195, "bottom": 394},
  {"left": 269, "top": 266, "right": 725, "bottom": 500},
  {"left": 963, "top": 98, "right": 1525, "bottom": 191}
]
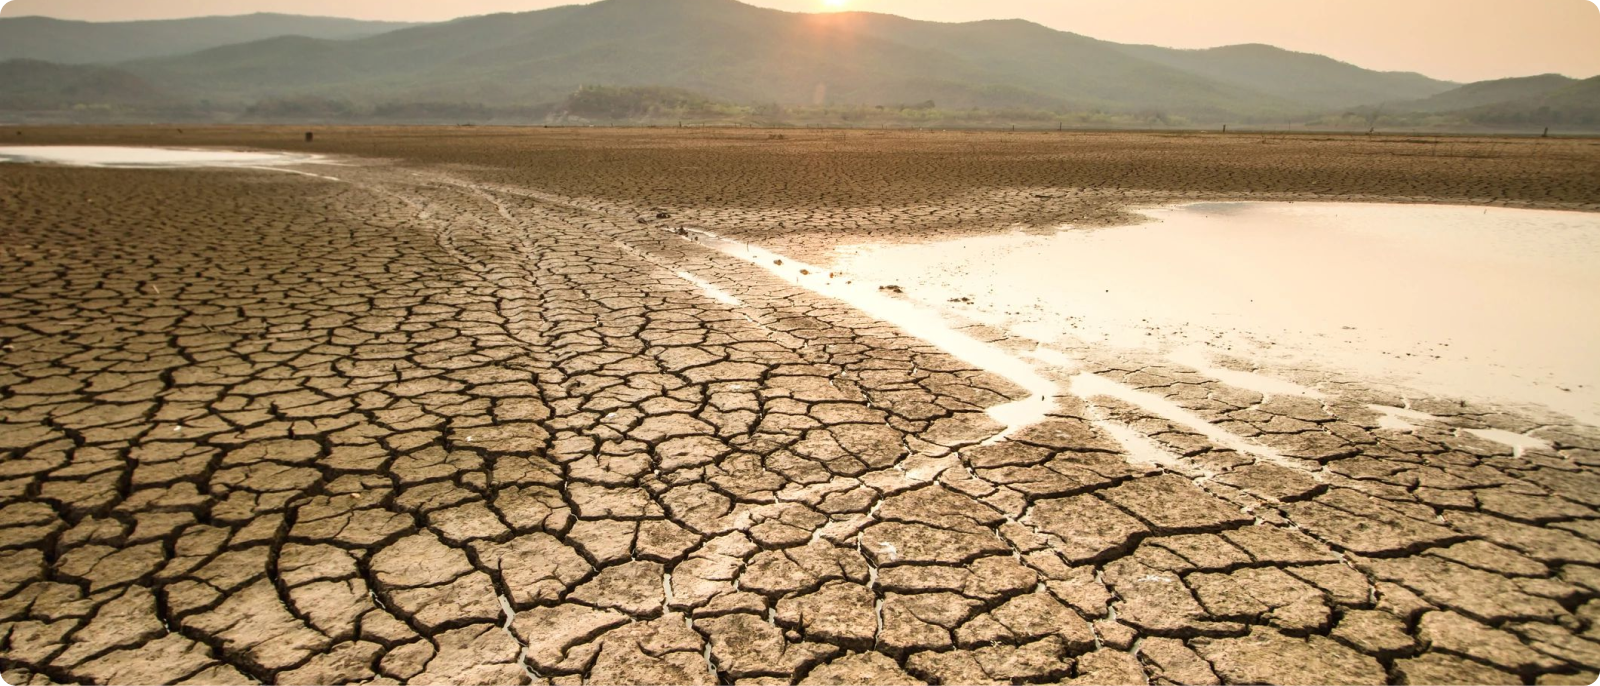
[{"left": 822, "top": 0, "right": 850, "bottom": 9}]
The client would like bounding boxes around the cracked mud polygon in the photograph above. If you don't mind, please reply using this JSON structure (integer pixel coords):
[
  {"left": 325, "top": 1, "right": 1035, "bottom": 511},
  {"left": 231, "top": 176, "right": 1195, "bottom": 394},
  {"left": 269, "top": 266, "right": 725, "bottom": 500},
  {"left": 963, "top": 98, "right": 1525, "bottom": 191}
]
[{"left": 2, "top": 127, "right": 1600, "bottom": 686}]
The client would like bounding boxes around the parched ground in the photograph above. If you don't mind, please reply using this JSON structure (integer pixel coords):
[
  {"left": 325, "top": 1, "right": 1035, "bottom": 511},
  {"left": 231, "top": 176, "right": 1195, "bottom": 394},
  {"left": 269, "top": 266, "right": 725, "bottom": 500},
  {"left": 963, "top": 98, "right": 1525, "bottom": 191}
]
[
  {"left": 12, "top": 126, "right": 1600, "bottom": 259},
  {"left": 2, "top": 128, "right": 1600, "bottom": 686}
]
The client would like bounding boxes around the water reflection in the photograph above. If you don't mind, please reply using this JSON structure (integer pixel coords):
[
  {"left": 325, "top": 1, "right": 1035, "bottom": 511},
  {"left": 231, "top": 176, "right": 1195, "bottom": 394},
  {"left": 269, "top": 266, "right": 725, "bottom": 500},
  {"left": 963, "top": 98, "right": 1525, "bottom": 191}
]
[
  {"left": 832, "top": 202, "right": 1600, "bottom": 424},
  {"left": 0, "top": 146, "right": 323, "bottom": 169}
]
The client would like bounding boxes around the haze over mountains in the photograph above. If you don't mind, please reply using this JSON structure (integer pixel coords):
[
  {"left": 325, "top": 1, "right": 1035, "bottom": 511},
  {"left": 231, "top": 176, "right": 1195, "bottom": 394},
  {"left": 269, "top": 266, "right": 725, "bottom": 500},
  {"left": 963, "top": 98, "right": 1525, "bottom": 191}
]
[
  {"left": 1398, "top": 74, "right": 1578, "bottom": 114},
  {"left": 0, "top": 14, "right": 417, "bottom": 64},
  {"left": 1, "top": 0, "right": 1595, "bottom": 130}
]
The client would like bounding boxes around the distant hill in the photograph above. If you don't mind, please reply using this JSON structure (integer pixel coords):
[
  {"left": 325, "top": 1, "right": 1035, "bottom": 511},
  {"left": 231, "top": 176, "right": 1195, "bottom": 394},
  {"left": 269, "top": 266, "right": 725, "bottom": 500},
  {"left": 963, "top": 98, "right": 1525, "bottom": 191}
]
[
  {"left": 1457, "top": 76, "right": 1600, "bottom": 127},
  {"left": 12, "top": 0, "right": 1576, "bottom": 129},
  {"left": 801, "top": 14, "right": 1305, "bottom": 118},
  {"left": 0, "top": 59, "right": 165, "bottom": 110},
  {"left": 0, "top": 13, "right": 415, "bottom": 64},
  {"left": 103, "top": 0, "right": 1447, "bottom": 120},
  {"left": 1314, "top": 74, "right": 1600, "bottom": 132},
  {"left": 1390, "top": 74, "right": 1579, "bottom": 113},
  {"left": 1116, "top": 43, "right": 1455, "bottom": 110}
]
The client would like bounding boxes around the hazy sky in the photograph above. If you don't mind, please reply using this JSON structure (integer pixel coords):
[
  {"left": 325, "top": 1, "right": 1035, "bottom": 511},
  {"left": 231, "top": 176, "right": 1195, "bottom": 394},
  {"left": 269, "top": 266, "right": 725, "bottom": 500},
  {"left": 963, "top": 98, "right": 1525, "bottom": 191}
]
[{"left": 3, "top": 0, "right": 1597, "bottom": 83}]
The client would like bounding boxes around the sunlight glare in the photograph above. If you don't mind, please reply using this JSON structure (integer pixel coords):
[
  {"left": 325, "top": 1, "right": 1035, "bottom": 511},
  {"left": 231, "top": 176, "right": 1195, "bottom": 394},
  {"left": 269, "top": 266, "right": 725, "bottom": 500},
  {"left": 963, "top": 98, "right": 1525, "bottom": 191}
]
[{"left": 822, "top": 0, "right": 851, "bottom": 9}]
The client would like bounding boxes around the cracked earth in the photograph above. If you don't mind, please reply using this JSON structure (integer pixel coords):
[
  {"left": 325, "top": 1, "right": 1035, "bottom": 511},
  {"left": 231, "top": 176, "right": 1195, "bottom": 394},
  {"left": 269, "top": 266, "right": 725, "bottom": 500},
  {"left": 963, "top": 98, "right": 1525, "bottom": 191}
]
[{"left": 2, "top": 129, "right": 1600, "bottom": 685}]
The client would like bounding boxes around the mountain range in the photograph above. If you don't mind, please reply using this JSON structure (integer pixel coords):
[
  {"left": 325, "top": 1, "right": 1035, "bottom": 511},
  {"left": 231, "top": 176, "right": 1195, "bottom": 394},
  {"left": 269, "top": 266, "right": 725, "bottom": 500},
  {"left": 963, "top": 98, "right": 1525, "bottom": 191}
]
[
  {"left": 0, "top": 14, "right": 416, "bottom": 65},
  {"left": 0, "top": 0, "right": 1594, "bottom": 130}
]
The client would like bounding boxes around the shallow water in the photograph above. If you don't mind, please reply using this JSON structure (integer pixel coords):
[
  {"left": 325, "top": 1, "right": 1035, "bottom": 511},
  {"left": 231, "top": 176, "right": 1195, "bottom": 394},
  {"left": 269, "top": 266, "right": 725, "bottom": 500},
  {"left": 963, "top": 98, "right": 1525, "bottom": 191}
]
[
  {"left": 681, "top": 228, "right": 1058, "bottom": 440},
  {"left": 0, "top": 145, "right": 322, "bottom": 169},
  {"left": 833, "top": 202, "right": 1600, "bottom": 424}
]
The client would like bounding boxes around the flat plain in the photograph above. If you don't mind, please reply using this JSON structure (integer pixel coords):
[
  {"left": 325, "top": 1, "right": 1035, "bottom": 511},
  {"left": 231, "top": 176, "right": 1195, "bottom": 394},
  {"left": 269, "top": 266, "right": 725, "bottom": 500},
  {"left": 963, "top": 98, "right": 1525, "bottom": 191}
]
[{"left": 3, "top": 126, "right": 1600, "bottom": 685}]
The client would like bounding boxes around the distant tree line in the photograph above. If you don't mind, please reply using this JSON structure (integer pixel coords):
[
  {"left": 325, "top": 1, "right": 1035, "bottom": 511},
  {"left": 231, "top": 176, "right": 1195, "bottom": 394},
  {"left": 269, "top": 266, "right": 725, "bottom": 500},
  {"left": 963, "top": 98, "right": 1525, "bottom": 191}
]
[{"left": 6, "top": 79, "right": 1597, "bottom": 133}]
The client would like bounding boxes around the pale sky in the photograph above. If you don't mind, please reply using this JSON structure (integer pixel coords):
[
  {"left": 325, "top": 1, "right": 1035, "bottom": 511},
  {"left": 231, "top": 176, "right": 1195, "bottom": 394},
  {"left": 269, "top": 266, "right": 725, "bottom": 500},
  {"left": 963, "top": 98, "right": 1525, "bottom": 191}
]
[{"left": 3, "top": 0, "right": 1597, "bottom": 83}]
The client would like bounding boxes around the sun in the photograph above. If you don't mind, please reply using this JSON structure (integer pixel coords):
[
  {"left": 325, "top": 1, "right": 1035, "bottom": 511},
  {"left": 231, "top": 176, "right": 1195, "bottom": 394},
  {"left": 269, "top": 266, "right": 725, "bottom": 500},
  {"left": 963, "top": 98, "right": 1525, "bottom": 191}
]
[{"left": 822, "top": 0, "right": 851, "bottom": 9}]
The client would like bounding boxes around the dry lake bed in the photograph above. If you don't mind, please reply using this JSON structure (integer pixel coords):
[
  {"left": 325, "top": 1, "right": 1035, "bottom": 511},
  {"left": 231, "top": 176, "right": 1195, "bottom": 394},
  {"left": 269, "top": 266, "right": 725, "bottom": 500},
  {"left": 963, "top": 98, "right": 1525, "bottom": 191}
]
[{"left": 2, "top": 128, "right": 1600, "bottom": 685}]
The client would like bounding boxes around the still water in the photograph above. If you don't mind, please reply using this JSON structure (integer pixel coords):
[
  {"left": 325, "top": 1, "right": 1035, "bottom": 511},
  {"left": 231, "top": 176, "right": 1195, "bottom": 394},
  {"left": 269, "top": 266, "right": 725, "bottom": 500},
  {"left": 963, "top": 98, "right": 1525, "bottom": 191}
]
[
  {"left": 0, "top": 145, "right": 322, "bottom": 169},
  {"left": 833, "top": 202, "right": 1600, "bottom": 424}
]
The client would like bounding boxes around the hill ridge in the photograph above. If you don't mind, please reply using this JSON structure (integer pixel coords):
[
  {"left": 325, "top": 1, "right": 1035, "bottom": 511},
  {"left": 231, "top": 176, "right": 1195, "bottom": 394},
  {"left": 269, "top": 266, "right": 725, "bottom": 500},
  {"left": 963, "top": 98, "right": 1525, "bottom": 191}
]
[{"left": 10, "top": 0, "right": 1593, "bottom": 129}]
